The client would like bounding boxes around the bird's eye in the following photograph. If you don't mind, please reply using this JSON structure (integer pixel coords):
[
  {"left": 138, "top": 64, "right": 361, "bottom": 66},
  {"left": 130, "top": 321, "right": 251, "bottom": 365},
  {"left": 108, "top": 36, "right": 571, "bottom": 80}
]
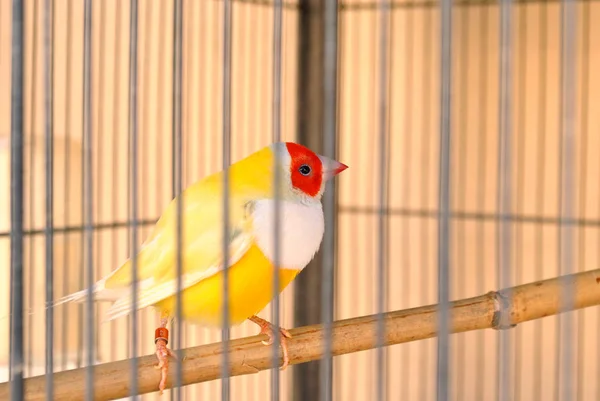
[{"left": 299, "top": 164, "right": 311, "bottom": 176}]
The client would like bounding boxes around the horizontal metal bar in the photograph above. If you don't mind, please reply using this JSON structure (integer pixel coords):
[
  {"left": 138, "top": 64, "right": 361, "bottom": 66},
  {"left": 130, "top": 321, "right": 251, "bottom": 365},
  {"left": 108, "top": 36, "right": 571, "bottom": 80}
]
[
  {"left": 339, "top": 0, "right": 599, "bottom": 11},
  {"left": 213, "top": 0, "right": 299, "bottom": 8},
  {"left": 338, "top": 206, "right": 600, "bottom": 227},
  {"left": 0, "top": 219, "right": 158, "bottom": 238},
  {"left": 2, "top": 205, "right": 599, "bottom": 240},
  {"left": 209, "top": 0, "right": 600, "bottom": 11}
]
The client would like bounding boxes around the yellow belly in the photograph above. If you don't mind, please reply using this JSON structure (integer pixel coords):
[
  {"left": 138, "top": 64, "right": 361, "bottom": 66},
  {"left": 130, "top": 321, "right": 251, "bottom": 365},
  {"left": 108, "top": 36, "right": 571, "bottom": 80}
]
[{"left": 154, "top": 244, "right": 301, "bottom": 327}]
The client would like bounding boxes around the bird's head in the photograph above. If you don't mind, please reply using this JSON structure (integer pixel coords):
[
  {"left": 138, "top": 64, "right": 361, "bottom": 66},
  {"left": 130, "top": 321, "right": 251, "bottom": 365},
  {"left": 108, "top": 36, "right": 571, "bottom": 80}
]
[{"left": 269, "top": 142, "right": 348, "bottom": 203}]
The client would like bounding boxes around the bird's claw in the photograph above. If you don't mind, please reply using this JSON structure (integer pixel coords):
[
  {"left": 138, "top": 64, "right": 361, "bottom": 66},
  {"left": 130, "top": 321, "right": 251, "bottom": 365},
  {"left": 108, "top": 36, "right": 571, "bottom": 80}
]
[
  {"left": 154, "top": 339, "right": 176, "bottom": 394},
  {"left": 255, "top": 320, "right": 292, "bottom": 370}
]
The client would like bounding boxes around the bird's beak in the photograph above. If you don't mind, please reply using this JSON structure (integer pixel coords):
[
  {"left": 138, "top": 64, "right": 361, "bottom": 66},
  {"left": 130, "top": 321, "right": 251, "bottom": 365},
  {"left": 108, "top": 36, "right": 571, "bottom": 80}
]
[{"left": 319, "top": 155, "right": 349, "bottom": 182}]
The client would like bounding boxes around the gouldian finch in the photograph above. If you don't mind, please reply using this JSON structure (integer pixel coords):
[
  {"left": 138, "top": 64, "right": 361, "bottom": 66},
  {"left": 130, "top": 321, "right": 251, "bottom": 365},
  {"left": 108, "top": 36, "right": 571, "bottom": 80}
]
[{"left": 55, "top": 142, "right": 348, "bottom": 393}]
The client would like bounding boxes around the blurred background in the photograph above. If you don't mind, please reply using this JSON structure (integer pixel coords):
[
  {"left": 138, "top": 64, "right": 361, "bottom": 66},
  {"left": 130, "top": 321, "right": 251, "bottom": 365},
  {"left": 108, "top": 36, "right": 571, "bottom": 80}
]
[{"left": 1, "top": 0, "right": 600, "bottom": 400}]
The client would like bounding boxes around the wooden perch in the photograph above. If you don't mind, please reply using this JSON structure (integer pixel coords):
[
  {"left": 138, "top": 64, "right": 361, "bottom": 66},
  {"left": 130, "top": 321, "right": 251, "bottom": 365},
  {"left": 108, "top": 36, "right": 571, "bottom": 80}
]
[{"left": 2, "top": 268, "right": 600, "bottom": 401}]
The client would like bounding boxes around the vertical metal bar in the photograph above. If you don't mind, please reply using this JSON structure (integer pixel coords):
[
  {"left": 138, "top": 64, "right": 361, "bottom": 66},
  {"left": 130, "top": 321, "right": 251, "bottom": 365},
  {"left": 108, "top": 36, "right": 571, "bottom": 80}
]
[
  {"left": 559, "top": 0, "right": 576, "bottom": 400},
  {"left": 293, "top": 1, "right": 328, "bottom": 398},
  {"left": 271, "top": 0, "right": 283, "bottom": 398},
  {"left": 110, "top": 0, "right": 123, "bottom": 363},
  {"left": 497, "top": 0, "right": 513, "bottom": 401},
  {"left": 82, "top": 0, "right": 94, "bottom": 398},
  {"left": 436, "top": 0, "right": 452, "bottom": 399},
  {"left": 221, "top": 0, "right": 232, "bottom": 397},
  {"left": 220, "top": 0, "right": 232, "bottom": 399},
  {"left": 9, "top": 0, "right": 25, "bottom": 399},
  {"left": 576, "top": 4, "right": 591, "bottom": 401},
  {"left": 139, "top": 0, "right": 153, "bottom": 362},
  {"left": 376, "top": 0, "right": 390, "bottom": 400},
  {"left": 128, "top": 0, "right": 139, "bottom": 397},
  {"left": 155, "top": 2, "right": 166, "bottom": 375},
  {"left": 44, "top": 0, "right": 55, "bottom": 398},
  {"left": 27, "top": 0, "right": 40, "bottom": 377},
  {"left": 95, "top": 0, "right": 107, "bottom": 360},
  {"left": 172, "top": 0, "right": 184, "bottom": 398},
  {"left": 61, "top": 0, "right": 73, "bottom": 370},
  {"left": 321, "top": 0, "right": 338, "bottom": 400}
]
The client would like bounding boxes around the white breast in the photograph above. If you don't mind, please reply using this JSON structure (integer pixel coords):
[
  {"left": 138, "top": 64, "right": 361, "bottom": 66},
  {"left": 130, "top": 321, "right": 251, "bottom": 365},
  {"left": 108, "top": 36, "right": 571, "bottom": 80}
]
[{"left": 251, "top": 199, "right": 325, "bottom": 270}]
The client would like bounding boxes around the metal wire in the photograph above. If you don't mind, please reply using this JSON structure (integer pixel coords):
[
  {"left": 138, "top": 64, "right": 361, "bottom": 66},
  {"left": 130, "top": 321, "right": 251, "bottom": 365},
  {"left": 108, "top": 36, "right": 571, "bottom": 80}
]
[
  {"left": 5, "top": 207, "right": 600, "bottom": 240},
  {"left": 9, "top": 0, "right": 25, "bottom": 399},
  {"left": 44, "top": 0, "right": 55, "bottom": 398},
  {"left": 26, "top": 0, "right": 40, "bottom": 377},
  {"left": 497, "top": 0, "right": 513, "bottom": 400},
  {"left": 61, "top": 0, "right": 74, "bottom": 371},
  {"left": 110, "top": 3, "right": 124, "bottom": 364},
  {"left": 320, "top": 0, "right": 339, "bottom": 400},
  {"left": 221, "top": 0, "right": 233, "bottom": 399},
  {"left": 337, "top": 207, "right": 600, "bottom": 227},
  {"left": 376, "top": 0, "right": 390, "bottom": 401},
  {"left": 172, "top": 0, "right": 184, "bottom": 398},
  {"left": 95, "top": 0, "right": 107, "bottom": 363},
  {"left": 436, "top": 0, "right": 452, "bottom": 399},
  {"left": 559, "top": 0, "right": 576, "bottom": 400},
  {"left": 82, "top": 0, "right": 94, "bottom": 399},
  {"left": 339, "top": 0, "right": 598, "bottom": 10},
  {"left": 127, "top": 0, "right": 140, "bottom": 397},
  {"left": 271, "top": 0, "right": 283, "bottom": 398}
]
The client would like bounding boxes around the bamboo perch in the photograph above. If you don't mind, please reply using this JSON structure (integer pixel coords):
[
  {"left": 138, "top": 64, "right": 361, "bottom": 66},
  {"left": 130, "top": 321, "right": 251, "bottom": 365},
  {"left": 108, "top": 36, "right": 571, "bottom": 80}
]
[{"left": 2, "top": 267, "right": 600, "bottom": 401}]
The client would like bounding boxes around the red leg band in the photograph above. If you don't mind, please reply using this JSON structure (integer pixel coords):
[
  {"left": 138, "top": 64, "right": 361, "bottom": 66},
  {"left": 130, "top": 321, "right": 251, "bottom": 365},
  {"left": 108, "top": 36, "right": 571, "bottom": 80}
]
[{"left": 155, "top": 327, "right": 169, "bottom": 344}]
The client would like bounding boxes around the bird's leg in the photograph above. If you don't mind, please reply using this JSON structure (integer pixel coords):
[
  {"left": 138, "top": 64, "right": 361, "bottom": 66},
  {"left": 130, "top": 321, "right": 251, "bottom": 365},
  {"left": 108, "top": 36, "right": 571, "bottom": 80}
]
[
  {"left": 154, "top": 314, "right": 177, "bottom": 394},
  {"left": 248, "top": 315, "right": 292, "bottom": 370}
]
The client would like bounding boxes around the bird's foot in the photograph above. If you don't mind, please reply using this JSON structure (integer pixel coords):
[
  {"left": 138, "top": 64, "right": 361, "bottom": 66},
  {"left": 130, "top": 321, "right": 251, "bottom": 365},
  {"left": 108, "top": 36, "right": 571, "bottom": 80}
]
[
  {"left": 154, "top": 328, "right": 177, "bottom": 395},
  {"left": 249, "top": 315, "right": 292, "bottom": 370}
]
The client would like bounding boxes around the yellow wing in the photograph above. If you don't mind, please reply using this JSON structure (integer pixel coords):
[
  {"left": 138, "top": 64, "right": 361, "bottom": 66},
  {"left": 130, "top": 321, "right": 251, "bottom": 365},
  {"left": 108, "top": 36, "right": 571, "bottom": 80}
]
[{"left": 103, "top": 169, "right": 265, "bottom": 321}]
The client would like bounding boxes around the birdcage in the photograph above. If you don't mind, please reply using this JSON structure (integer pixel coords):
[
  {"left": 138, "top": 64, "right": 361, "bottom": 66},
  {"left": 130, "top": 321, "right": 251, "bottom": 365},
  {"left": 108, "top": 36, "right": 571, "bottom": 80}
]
[{"left": 1, "top": 0, "right": 600, "bottom": 400}]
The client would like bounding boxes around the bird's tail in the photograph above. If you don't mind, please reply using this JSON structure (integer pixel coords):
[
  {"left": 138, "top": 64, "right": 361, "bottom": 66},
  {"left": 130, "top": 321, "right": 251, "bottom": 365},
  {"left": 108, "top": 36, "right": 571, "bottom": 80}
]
[
  {"left": 52, "top": 278, "right": 112, "bottom": 307},
  {"left": 0, "top": 278, "right": 125, "bottom": 324},
  {"left": 0, "top": 282, "right": 104, "bottom": 324}
]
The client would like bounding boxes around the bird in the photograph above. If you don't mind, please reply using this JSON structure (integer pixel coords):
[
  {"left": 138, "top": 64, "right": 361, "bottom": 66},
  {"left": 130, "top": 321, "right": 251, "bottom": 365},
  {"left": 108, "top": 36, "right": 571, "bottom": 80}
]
[{"left": 54, "top": 141, "right": 348, "bottom": 394}]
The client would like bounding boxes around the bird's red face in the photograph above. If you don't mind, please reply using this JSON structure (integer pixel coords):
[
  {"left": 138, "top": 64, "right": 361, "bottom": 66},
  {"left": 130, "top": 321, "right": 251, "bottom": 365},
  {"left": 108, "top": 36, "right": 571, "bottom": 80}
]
[{"left": 285, "top": 142, "right": 348, "bottom": 198}]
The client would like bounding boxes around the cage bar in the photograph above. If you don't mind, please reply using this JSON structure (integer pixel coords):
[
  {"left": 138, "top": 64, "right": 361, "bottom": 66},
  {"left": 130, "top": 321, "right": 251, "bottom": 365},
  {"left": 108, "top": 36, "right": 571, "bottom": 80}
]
[
  {"left": 376, "top": 0, "right": 391, "bottom": 400},
  {"left": 127, "top": 0, "right": 140, "bottom": 397},
  {"left": 497, "top": 0, "right": 513, "bottom": 399},
  {"left": 320, "top": 1, "right": 339, "bottom": 401},
  {"left": 271, "top": 0, "right": 283, "bottom": 399},
  {"left": 220, "top": 0, "right": 233, "bottom": 399},
  {"left": 81, "top": 0, "right": 94, "bottom": 399},
  {"left": 559, "top": 0, "right": 576, "bottom": 399},
  {"left": 9, "top": 0, "right": 25, "bottom": 400},
  {"left": 436, "top": 0, "right": 452, "bottom": 399},
  {"left": 172, "top": 0, "right": 184, "bottom": 398}
]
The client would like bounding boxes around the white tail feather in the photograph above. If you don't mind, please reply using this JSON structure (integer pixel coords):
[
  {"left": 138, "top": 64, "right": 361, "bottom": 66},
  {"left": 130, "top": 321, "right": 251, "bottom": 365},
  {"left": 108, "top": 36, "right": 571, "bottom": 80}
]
[{"left": 52, "top": 278, "right": 126, "bottom": 307}]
